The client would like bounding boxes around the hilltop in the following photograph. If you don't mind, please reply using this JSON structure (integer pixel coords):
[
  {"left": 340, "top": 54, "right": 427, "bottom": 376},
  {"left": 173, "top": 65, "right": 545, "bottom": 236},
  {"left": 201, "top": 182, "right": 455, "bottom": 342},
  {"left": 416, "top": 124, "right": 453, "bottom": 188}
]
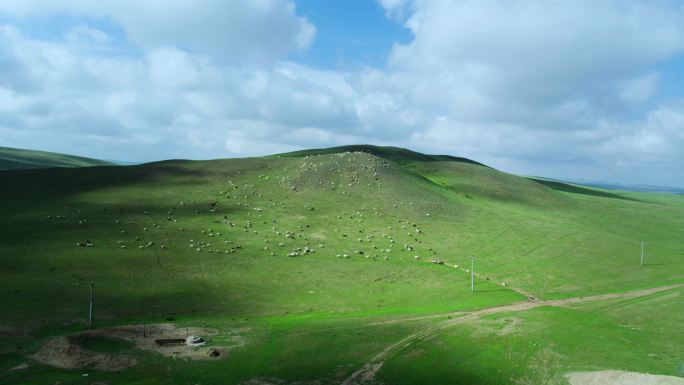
[
  {"left": 0, "top": 146, "right": 114, "bottom": 170},
  {"left": 0, "top": 145, "right": 682, "bottom": 385},
  {"left": 278, "top": 144, "right": 486, "bottom": 166}
]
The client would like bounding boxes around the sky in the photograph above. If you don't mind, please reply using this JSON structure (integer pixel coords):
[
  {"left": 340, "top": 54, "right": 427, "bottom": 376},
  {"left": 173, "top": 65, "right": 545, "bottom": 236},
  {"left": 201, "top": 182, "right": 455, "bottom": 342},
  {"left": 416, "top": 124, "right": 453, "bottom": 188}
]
[{"left": 0, "top": 1, "right": 683, "bottom": 187}]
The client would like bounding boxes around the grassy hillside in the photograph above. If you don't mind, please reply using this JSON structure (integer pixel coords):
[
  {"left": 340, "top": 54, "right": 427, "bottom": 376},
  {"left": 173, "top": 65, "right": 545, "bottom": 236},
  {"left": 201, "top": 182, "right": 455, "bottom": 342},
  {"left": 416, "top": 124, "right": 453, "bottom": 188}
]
[
  {"left": 0, "top": 146, "right": 682, "bottom": 384},
  {"left": 0, "top": 146, "right": 113, "bottom": 170}
]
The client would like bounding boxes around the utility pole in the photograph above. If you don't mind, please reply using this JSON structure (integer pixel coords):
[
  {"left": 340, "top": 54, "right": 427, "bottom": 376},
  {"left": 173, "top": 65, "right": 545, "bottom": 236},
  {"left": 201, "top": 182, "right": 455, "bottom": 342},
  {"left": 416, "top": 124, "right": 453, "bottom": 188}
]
[
  {"left": 471, "top": 256, "right": 475, "bottom": 293},
  {"left": 640, "top": 241, "right": 645, "bottom": 266},
  {"left": 88, "top": 281, "right": 94, "bottom": 331}
]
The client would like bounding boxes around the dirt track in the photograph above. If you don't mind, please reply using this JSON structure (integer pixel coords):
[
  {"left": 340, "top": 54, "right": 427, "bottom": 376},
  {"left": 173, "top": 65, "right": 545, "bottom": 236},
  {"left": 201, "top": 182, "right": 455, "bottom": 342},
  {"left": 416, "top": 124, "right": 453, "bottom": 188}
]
[{"left": 341, "top": 283, "right": 684, "bottom": 385}]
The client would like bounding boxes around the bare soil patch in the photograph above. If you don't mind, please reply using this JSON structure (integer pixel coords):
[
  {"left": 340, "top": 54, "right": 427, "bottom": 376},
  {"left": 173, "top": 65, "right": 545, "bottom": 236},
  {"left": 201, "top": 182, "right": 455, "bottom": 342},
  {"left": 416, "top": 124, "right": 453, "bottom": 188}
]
[
  {"left": 566, "top": 370, "right": 684, "bottom": 385},
  {"left": 32, "top": 323, "right": 232, "bottom": 370},
  {"left": 32, "top": 336, "right": 136, "bottom": 371},
  {"left": 88, "top": 323, "right": 228, "bottom": 360},
  {"left": 470, "top": 316, "right": 522, "bottom": 336}
]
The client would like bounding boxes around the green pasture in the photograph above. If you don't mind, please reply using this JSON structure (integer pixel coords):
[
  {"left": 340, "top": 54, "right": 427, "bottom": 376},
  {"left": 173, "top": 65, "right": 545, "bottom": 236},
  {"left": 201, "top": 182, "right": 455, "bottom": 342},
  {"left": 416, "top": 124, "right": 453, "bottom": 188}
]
[{"left": 0, "top": 145, "right": 682, "bottom": 384}]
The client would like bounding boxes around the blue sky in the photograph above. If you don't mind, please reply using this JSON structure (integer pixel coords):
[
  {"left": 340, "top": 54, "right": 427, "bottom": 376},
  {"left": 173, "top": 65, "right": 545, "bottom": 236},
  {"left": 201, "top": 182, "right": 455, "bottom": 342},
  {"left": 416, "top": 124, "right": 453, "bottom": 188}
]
[
  {"left": 294, "top": 0, "right": 411, "bottom": 69},
  {"left": 0, "top": 0, "right": 683, "bottom": 187}
]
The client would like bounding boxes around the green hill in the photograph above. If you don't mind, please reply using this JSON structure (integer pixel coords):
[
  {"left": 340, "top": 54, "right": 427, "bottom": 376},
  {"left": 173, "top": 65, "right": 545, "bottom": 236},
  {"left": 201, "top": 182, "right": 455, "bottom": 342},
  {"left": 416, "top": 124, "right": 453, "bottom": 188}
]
[
  {"left": 0, "top": 146, "right": 682, "bottom": 385},
  {"left": 0, "top": 146, "right": 114, "bottom": 170}
]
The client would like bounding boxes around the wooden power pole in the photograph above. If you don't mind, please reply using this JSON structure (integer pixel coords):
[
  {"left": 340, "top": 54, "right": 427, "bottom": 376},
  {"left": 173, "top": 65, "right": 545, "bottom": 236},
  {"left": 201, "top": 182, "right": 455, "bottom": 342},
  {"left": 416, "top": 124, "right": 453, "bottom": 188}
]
[
  {"left": 88, "top": 281, "right": 94, "bottom": 330},
  {"left": 471, "top": 256, "right": 475, "bottom": 293}
]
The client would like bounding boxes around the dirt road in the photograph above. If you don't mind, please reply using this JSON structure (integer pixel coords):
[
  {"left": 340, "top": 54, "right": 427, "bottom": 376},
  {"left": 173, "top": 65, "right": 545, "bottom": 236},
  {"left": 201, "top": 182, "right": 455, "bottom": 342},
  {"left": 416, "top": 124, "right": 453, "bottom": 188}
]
[{"left": 341, "top": 283, "right": 684, "bottom": 385}]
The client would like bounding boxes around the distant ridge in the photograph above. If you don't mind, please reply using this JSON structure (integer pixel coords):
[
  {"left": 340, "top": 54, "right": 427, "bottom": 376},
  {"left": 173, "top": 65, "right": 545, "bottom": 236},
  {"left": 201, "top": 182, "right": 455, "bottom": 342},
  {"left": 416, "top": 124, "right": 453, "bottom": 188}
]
[
  {"left": 531, "top": 175, "right": 684, "bottom": 195},
  {"left": 563, "top": 180, "right": 684, "bottom": 195},
  {"left": 0, "top": 146, "right": 114, "bottom": 170}
]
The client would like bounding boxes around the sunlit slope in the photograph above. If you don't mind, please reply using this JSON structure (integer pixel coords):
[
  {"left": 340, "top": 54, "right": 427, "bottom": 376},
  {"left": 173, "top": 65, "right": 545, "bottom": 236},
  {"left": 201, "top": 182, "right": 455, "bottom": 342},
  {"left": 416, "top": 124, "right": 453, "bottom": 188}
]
[
  {"left": 406, "top": 159, "right": 684, "bottom": 298},
  {"left": 286, "top": 146, "right": 684, "bottom": 297},
  {"left": 0, "top": 147, "right": 682, "bottom": 333},
  {"left": 0, "top": 146, "right": 114, "bottom": 170}
]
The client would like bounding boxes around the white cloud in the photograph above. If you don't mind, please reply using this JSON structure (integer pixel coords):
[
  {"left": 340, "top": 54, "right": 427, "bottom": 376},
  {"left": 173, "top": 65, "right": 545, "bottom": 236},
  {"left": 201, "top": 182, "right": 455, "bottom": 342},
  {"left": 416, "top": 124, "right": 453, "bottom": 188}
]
[
  {"left": 598, "top": 104, "right": 684, "bottom": 159},
  {"left": 65, "top": 24, "right": 111, "bottom": 46},
  {"left": 378, "top": 0, "right": 411, "bottom": 20},
  {"left": 386, "top": 0, "right": 684, "bottom": 116},
  {"left": 0, "top": 26, "right": 364, "bottom": 161},
  {"left": 617, "top": 73, "right": 660, "bottom": 104},
  {"left": 146, "top": 48, "right": 217, "bottom": 89},
  {"left": 0, "top": 0, "right": 315, "bottom": 64},
  {"left": 1, "top": 0, "right": 684, "bottom": 186}
]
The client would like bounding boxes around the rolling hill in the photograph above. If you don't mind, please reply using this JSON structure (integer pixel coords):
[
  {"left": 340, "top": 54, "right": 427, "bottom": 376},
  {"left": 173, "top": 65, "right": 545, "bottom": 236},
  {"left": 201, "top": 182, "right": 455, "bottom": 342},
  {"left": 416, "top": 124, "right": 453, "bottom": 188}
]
[
  {"left": 0, "top": 146, "right": 114, "bottom": 170},
  {"left": 0, "top": 145, "right": 682, "bottom": 385}
]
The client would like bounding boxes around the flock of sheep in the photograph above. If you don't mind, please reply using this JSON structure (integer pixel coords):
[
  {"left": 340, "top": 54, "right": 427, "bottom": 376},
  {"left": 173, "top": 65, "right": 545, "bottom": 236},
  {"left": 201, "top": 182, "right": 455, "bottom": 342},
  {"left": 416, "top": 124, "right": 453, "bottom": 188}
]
[{"left": 61, "top": 152, "right": 463, "bottom": 273}]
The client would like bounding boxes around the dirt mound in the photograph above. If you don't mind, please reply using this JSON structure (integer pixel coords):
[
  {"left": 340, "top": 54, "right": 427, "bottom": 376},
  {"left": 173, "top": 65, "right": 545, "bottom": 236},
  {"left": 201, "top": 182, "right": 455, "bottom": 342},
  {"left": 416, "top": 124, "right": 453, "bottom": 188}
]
[
  {"left": 566, "top": 370, "right": 684, "bottom": 385},
  {"left": 33, "top": 336, "right": 136, "bottom": 371}
]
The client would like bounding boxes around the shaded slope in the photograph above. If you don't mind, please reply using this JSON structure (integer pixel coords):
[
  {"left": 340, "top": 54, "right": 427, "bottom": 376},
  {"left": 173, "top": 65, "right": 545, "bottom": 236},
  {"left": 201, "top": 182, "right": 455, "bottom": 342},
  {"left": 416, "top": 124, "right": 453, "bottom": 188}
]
[
  {"left": 278, "top": 144, "right": 486, "bottom": 166},
  {"left": 0, "top": 146, "right": 114, "bottom": 170}
]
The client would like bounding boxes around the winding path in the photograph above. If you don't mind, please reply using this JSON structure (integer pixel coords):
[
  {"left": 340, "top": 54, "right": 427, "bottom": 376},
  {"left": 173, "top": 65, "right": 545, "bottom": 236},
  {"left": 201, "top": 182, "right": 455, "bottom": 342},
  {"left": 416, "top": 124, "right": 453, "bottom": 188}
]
[{"left": 341, "top": 283, "right": 684, "bottom": 385}]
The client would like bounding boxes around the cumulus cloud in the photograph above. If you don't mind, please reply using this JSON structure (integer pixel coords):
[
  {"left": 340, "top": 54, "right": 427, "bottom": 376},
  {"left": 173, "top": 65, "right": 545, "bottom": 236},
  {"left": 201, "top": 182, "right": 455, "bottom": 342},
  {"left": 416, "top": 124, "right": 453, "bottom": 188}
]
[
  {"left": 0, "top": 0, "right": 315, "bottom": 64},
  {"left": 374, "top": 0, "right": 684, "bottom": 184},
  {"left": 0, "top": 24, "right": 363, "bottom": 161},
  {"left": 1, "top": 0, "right": 684, "bottom": 186},
  {"left": 386, "top": 0, "right": 684, "bottom": 117}
]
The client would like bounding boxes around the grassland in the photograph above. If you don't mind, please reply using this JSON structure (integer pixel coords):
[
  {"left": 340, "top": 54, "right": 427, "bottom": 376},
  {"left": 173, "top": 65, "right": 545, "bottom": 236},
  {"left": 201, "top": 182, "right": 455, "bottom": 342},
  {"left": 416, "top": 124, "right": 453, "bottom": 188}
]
[
  {"left": 0, "top": 146, "right": 113, "bottom": 170},
  {"left": 0, "top": 145, "right": 682, "bottom": 384}
]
